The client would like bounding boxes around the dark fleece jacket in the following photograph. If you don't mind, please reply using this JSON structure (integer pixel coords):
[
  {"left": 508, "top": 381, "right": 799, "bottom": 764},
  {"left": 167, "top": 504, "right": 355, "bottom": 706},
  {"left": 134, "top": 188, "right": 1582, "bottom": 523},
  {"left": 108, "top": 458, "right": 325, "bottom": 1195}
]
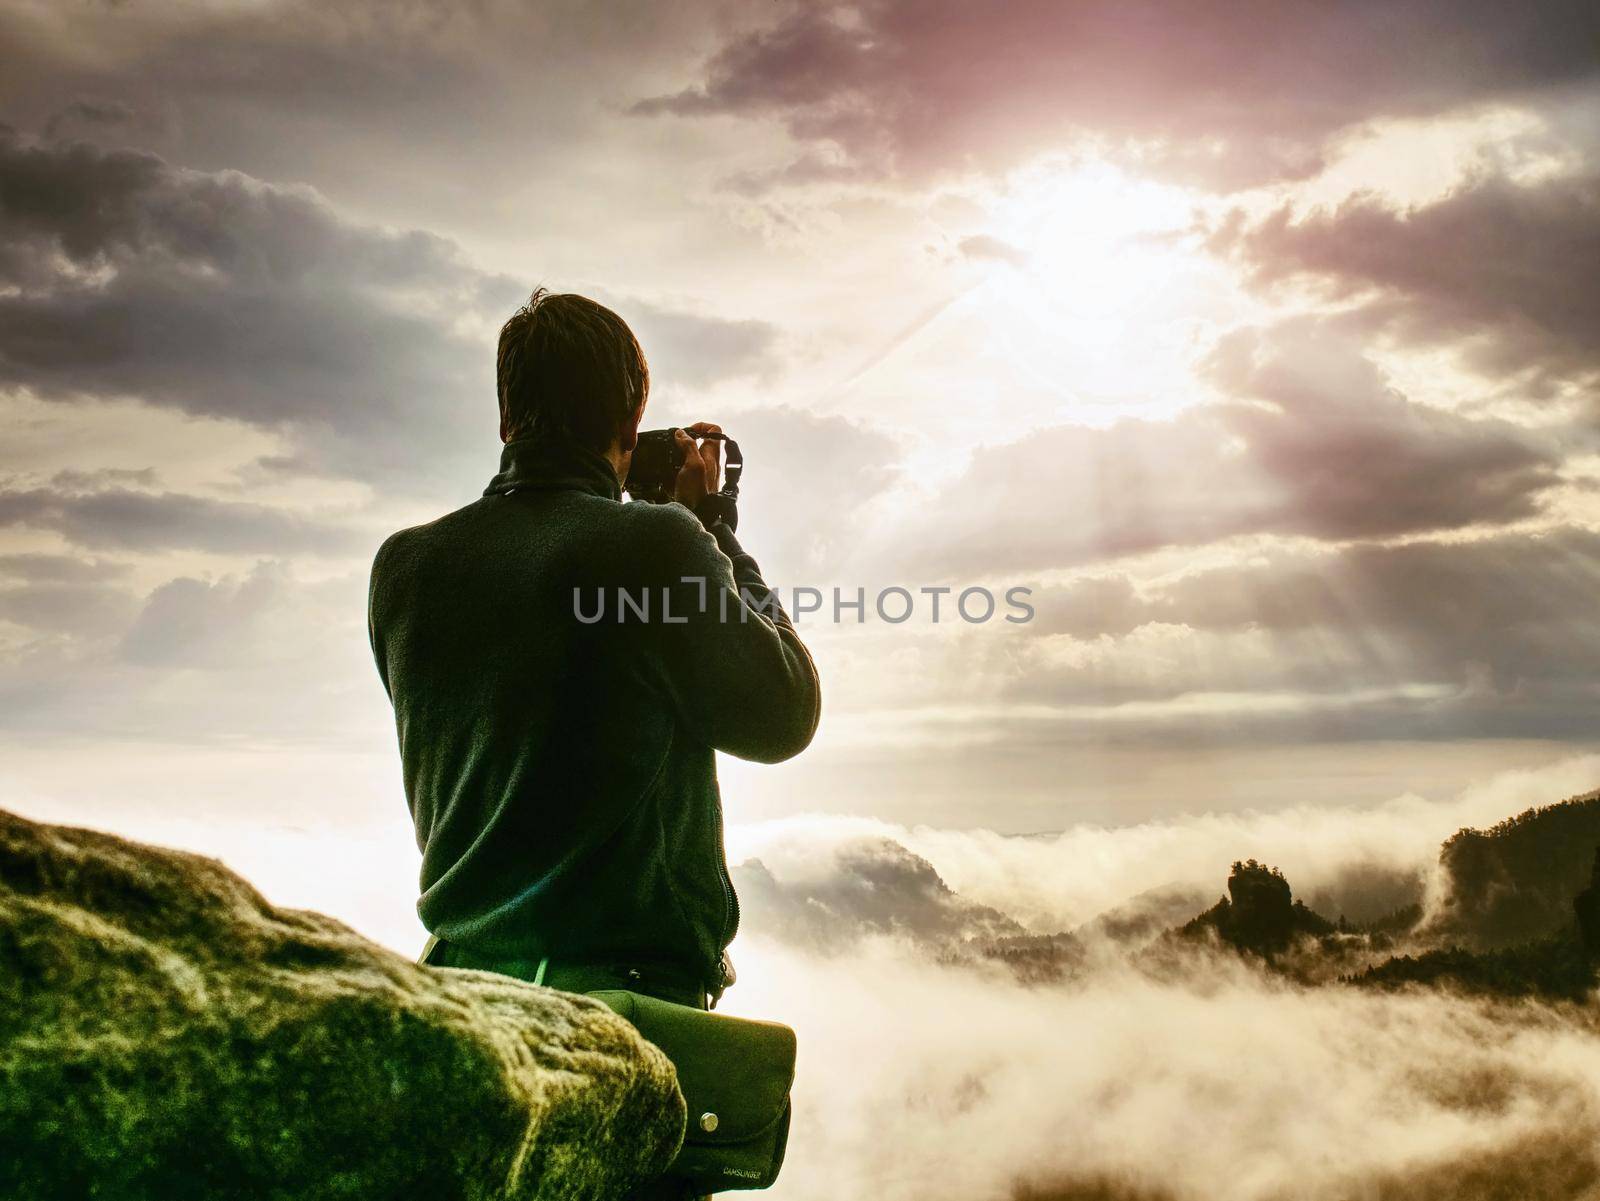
[{"left": 368, "top": 436, "right": 820, "bottom": 985}]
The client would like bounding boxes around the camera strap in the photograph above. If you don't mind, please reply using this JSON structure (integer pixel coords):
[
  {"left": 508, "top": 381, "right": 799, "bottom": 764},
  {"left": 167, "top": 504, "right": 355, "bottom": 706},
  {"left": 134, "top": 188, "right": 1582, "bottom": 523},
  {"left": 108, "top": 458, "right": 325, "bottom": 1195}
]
[
  {"left": 720, "top": 437, "right": 742, "bottom": 502},
  {"left": 698, "top": 437, "right": 742, "bottom": 531}
]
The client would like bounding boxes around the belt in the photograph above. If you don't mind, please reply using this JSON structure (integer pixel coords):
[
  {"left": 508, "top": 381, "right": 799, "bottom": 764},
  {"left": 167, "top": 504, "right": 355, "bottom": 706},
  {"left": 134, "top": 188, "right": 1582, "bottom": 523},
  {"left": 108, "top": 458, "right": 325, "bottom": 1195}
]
[{"left": 421, "top": 935, "right": 714, "bottom": 1010}]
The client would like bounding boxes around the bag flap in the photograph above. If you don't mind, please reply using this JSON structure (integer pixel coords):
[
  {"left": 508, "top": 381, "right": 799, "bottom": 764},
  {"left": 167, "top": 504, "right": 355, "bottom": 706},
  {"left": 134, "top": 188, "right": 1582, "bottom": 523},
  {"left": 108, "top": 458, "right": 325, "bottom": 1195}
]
[{"left": 588, "top": 990, "right": 796, "bottom": 1145}]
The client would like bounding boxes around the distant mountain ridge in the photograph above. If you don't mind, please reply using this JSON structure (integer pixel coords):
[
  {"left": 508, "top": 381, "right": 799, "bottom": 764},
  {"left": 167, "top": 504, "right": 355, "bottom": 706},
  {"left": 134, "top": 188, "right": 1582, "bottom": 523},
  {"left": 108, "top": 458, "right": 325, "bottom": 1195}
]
[
  {"left": 733, "top": 836, "right": 1034, "bottom": 950},
  {"left": 1423, "top": 788, "right": 1600, "bottom": 950},
  {"left": 1355, "top": 844, "right": 1600, "bottom": 1001},
  {"left": 732, "top": 785, "right": 1600, "bottom": 1000}
]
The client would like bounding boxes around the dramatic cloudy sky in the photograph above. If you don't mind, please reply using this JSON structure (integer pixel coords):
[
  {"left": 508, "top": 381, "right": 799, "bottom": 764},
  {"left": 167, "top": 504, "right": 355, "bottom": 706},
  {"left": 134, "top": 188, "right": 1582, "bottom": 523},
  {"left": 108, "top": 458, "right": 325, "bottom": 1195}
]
[{"left": 2, "top": 1, "right": 1599, "bottom": 891}]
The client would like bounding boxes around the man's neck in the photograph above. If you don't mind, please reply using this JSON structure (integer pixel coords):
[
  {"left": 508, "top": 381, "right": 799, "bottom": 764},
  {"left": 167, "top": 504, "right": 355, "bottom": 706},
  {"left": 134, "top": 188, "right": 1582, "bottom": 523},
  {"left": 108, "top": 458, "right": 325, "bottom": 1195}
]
[
  {"left": 483, "top": 435, "right": 624, "bottom": 502},
  {"left": 602, "top": 442, "right": 627, "bottom": 485}
]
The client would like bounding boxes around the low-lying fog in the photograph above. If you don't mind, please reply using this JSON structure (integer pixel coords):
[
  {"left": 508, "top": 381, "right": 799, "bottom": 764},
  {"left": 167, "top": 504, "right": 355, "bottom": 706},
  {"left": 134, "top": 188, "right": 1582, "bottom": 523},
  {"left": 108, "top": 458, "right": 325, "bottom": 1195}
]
[{"left": 714, "top": 755, "right": 1600, "bottom": 1199}]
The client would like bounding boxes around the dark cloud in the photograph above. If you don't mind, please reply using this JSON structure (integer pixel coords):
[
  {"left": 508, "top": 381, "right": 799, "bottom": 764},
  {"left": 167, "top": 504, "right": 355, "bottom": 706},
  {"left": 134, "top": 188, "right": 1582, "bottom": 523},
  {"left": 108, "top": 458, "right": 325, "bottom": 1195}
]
[
  {"left": 1017, "top": 525, "right": 1600, "bottom": 742},
  {"left": 1203, "top": 323, "right": 1565, "bottom": 539},
  {"left": 43, "top": 98, "right": 134, "bottom": 138},
  {"left": 0, "top": 126, "right": 497, "bottom": 488},
  {"left": 636, "top": 1, "right": 1600, "bottom": 189},
  {"left": 0, "top": 485, "right": 364, "bottom": 555},
  {"left": 1213, "top": 172, "right": 1600, "bottom": 394},
  {"left": 0, "top": 0, "right": 759, "bottom": 254},
  {"left": 0, "top": 553, "right": 130, "bottom": 584},
  {"left": 0, "top": 128, "right": 781, "bottom": 495},
  {"left": 0, "top": 574, "right": 136, "bottom": 638},
  {"left": 50, "top": 468, "right": 160, "bottom": 492},
  {"left": 1154, "top": 527, "right": 1600, "bottom": 693},
  {"left": 891, "top": 321, "right": 1562, "bottom": 577}
]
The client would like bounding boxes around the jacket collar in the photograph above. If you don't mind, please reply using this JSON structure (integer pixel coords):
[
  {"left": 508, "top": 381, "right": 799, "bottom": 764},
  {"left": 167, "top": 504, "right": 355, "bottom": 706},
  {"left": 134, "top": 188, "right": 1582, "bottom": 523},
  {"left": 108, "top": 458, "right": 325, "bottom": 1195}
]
[{"left": 484, "top": 435, "right": 622, "bottom": 502}]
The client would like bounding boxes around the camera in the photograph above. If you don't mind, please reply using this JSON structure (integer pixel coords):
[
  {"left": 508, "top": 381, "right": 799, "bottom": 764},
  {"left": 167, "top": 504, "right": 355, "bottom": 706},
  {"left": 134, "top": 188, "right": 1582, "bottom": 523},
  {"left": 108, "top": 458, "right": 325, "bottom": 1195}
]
[{"left": 625, "top": 428, "right": 743, "bottom": 529}]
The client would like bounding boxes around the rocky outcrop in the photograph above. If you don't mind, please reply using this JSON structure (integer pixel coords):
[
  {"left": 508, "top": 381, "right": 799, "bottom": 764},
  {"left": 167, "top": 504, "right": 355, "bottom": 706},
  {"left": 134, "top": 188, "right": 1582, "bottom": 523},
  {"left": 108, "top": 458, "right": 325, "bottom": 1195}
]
[
  {"left": 0, "top": 809, "right": 684, "bottom": 1201},
  {"left": 1176, "top": 860, "right": 1333, "bottom": 958}
]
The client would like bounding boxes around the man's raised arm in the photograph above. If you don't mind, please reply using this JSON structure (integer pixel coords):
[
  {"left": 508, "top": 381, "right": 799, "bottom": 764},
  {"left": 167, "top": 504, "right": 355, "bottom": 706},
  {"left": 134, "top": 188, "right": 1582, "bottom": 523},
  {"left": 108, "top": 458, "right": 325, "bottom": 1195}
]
[{"left": 637, "top": 503, "right": 820, "bottom": 764}]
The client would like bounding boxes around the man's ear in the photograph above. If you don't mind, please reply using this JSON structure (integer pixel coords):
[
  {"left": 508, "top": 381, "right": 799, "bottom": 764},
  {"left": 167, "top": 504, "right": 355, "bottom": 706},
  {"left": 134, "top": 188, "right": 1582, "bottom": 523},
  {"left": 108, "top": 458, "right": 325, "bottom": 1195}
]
[{"left": 619, "top": 401, "right": 645, "bottom": 454}]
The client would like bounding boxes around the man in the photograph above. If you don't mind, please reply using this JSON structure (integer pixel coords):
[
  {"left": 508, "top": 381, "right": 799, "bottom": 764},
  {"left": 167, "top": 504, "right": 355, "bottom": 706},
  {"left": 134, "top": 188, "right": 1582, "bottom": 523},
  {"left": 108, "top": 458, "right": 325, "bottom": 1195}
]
[{"left": 367, "top": 288, "right": 820, "bottom": 1017}]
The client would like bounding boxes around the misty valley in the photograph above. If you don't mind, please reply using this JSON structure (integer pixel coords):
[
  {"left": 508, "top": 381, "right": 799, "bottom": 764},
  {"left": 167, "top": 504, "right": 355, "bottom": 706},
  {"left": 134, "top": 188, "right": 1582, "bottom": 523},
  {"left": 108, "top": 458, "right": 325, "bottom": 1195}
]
[{"left": 724, "top": 784, "right": 1600, "bottom": 1199}]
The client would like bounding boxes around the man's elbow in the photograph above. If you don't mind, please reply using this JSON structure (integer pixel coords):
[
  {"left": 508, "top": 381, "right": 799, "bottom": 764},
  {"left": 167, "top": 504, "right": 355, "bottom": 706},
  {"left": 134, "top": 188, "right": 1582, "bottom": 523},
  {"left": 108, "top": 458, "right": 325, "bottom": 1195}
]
[
  {"left": 734, "top": 678, "right": 820, "bottom": 764},
  {"left": 751, "top": 712, "right": 818, "bottom": 764}
]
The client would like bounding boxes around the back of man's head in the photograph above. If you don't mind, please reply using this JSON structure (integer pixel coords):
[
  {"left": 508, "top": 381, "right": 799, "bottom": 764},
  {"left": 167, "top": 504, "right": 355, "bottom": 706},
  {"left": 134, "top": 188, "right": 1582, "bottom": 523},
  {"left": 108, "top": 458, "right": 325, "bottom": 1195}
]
[{"left": 496, "top": 289, "right": 649, "bottom": 448}]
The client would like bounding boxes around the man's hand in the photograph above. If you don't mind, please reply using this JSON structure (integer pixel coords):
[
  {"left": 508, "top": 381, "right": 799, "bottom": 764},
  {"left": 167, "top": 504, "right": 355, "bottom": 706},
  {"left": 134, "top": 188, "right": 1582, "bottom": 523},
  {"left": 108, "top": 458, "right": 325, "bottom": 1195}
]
[{"left": 672, "top": 422, "right": 723, "bottom": 514}]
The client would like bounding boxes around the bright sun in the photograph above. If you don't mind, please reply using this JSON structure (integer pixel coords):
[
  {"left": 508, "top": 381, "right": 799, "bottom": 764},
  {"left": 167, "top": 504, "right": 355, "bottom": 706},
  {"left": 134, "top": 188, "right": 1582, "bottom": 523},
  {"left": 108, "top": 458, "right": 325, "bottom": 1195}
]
[{"left": 977, "top": 161, "right": 1252, "bottom": 425}]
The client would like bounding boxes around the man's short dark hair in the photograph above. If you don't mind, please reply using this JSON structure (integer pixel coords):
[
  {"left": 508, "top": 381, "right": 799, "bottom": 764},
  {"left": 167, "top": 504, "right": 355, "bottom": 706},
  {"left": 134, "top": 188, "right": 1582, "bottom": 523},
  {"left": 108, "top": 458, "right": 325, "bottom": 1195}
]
[{"left": 496, "top": 289, "right": 649, "bottom": 448}]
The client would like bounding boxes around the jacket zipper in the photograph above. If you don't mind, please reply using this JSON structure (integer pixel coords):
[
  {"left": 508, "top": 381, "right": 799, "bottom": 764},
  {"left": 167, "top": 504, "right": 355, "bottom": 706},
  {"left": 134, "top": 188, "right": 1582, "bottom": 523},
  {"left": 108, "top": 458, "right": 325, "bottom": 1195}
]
[{"left": 713, "top": 790, "right": 740, "bottom": 952}]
